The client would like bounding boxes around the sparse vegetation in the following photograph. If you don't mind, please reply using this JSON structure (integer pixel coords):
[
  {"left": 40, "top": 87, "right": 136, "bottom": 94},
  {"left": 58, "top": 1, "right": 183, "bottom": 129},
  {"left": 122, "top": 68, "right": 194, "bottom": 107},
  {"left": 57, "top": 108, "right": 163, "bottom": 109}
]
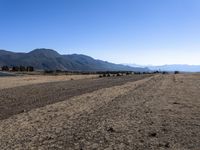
[
  {"left": 174, "top": 71, "right": 180, "bottom": 74},
  {"left": 0, "top": 66, "right": 34, "bottom": 72},
  {"left": 1, "top": 66, "right": 9, "bottom": 71}
]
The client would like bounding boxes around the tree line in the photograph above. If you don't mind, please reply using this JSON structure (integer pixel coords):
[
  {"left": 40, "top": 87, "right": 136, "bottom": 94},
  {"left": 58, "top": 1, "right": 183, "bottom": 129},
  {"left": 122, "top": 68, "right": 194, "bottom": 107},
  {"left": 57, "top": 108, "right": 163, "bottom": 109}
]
[{"left": 1, "top": 66, "right": 34, "bottom": 72}]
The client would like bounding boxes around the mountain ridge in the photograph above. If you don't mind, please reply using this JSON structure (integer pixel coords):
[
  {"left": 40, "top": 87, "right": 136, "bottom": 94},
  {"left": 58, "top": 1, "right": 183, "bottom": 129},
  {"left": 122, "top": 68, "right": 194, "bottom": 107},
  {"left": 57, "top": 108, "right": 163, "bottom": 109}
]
[{"left": 0, "top": 49, "right": 148, "bottom": 72}]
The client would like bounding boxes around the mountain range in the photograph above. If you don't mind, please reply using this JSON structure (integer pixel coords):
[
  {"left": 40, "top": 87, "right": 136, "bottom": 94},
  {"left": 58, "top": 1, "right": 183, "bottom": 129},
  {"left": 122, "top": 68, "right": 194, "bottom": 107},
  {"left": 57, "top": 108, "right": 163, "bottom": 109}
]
[
  {"left": 126, "top": 64, "right": 200, "bottom": 72},
  {"left": 0, "top": 49, "right": 148, "bottom": 72},
  {"left": 148, "top": 65, "right": 200, "bottom": 72}
]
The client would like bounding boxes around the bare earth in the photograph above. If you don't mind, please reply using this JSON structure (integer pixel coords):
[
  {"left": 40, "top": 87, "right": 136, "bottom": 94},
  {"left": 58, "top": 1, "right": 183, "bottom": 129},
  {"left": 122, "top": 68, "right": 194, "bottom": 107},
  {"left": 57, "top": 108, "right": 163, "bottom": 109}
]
[
  {"left": 0, "top": 74, "right": 199, "bottom": 150},
  {"left": 0, "top": 74, "right": 97, "bottom": 89}
]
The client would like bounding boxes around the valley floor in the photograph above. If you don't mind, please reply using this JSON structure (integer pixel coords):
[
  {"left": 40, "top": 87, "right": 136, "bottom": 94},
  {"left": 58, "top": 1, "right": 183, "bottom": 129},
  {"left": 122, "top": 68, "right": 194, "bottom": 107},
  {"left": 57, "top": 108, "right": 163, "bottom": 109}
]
[
  {"left": 0, "top": 74, "right": 199, "bottom": 149},
  {"left": 0, "top": 74, "right": 98, "bottom": 89}
]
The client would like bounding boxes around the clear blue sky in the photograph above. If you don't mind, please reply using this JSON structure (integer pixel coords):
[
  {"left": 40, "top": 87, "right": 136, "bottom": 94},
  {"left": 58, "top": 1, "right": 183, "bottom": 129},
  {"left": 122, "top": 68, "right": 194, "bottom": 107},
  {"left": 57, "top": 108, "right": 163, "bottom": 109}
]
[{"left": 0, "top": 0, "right": 200, "bottom": 65}]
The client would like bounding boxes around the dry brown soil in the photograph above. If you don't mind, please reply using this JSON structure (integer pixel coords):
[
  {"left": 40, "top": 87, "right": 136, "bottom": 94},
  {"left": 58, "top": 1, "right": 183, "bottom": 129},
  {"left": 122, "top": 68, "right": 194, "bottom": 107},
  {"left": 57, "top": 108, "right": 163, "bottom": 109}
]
[
  {"left": 0, "top": 74, "right": 199, "bottom": 150},
  {"left": 0, "top": 74, "right": 97, "bottom": 89}
]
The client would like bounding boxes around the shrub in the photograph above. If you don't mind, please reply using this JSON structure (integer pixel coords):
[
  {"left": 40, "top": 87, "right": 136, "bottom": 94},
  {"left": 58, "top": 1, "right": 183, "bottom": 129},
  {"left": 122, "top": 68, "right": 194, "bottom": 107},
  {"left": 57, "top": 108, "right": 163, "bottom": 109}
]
[
  {"left": 107, "top": 74, "right": 111, "bottom": 77},
  {"left": 44, "top": 70, "right": 54, "bottom": 74},
  {"left": 12, "top": 66, "right": 20, "bottom": 71},
  {"left": 20, "top": 66, "right": 26, "bottom": 71},
  {"left": 103, "top": 74, "right": 106, "bottom": 77},
  {"left": 174, "top": 71, "right": 179, "bottom": 74},
  {"left": 27, "top": 66, "right": 34, "bottom": 72},
  {"left": 162, "top": 71, "right": 168, "bottom": 74},
  {"left": 2, "top": 66, "right": 9, "bottom": 71}
]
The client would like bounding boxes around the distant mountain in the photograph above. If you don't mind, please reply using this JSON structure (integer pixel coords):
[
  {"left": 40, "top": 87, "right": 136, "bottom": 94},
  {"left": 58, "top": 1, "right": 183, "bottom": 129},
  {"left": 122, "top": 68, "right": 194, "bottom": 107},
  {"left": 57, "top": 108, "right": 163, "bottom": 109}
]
[
  {"left": 0, "top": 49, "right": 148, "bottom": 72},
  {"left": 148, "top": 64, "right": 200, "bottom": 72},
  {"left": 123, "top": 63, "right": 146, "bottom": 68},
  {"left": 126, "top": 63, "right": 200, "bottom": 72}
]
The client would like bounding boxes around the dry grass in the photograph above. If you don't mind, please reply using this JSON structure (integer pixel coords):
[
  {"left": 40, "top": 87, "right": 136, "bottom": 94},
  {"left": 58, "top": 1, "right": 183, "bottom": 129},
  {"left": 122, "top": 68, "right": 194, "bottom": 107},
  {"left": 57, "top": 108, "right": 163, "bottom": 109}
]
[{"left": 0, "top": 74, "right": 97, "bottom": 89}]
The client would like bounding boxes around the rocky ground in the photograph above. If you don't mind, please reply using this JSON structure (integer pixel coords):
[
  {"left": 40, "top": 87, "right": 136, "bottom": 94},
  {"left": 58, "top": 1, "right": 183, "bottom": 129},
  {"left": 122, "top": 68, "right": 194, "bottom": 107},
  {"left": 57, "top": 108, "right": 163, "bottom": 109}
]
[{"left": 0, "top": 74, "right": 199, "bottom": 150}]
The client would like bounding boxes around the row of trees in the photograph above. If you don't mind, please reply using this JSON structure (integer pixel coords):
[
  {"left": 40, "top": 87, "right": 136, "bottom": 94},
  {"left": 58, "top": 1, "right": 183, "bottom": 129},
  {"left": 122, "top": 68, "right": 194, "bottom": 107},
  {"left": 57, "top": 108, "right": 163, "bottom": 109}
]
[
  {"left": 1, "top": 66, "right": 179, "bottom": 74},
  {"left": 1, "top": 66, "right": 34, "bottom": 72},
  {"left": 44, "top": 70, "right": 134, "bottom": 75}
]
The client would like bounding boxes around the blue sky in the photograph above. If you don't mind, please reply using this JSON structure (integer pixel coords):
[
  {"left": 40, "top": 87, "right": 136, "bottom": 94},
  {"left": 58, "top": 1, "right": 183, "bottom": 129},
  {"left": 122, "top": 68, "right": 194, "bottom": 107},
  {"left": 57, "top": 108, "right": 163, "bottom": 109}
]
[{"left": 0, "top": 0, "right": 200, "bottom": 65}]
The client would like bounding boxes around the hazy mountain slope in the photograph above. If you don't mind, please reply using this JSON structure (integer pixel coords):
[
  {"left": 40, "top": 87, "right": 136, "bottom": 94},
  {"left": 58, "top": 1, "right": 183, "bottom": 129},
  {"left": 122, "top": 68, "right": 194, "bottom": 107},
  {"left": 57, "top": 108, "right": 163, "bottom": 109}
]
[
  {"left": 148, "top": 65, "right": 200, "bottom": 72},
  {"left": 0, "top": 49, "right": 148, "bottom": 71},
  {"left": 125, "top": 63, "right": 200, "bottom": 72},
  {"left": 0, "top": 50, "right": 25, "bottom": 66}
]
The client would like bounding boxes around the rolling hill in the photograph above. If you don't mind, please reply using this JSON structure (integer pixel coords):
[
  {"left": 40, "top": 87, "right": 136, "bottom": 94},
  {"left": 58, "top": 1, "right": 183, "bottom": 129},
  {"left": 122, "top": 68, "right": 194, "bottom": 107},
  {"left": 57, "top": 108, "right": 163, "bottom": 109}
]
[{"left": 0, "top": 49, "right": 148, "bottom": 72}]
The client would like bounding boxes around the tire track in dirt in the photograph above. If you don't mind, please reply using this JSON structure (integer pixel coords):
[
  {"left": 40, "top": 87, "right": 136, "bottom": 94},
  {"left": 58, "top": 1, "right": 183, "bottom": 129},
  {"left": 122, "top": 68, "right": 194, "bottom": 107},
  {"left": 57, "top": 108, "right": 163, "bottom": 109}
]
[
  {"left": 0, "top": 75, "right": 151, "bottom": 120},
  {"left": 0, "top": 74, "right": 200, "bottom": 149},
  {"left": 0, "top": 75, "right": 156, "bottom": 149},
  {"left": 58, "top": 74, "right": 200, "bottom": 150}
]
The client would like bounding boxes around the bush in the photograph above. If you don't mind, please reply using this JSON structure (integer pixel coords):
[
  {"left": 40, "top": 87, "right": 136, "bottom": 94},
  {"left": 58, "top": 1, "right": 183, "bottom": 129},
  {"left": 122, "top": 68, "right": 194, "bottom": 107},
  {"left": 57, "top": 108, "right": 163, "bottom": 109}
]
[
  {"left": 12, "top": 66, "right": 19, "bottom": 71},
  {"left": 103, "top": 74, "right": 106, "bottom": 77},
  {"left": 107, "top": 74, "right": 111, "bottom": 77},
  {"left": 20, "top": 66, "right": 26, "bottom": 71},
  {"left": 27, "top": 66, "right": 34, "bottom": 72},
  {"left": 2, "top": 66, "right": 9, "bottom": 71},
  {"left": 174, "top": 71, "right": 179, "bottom": 74},
  {"left": 134, "top": 72, "right": 141, "bottom": 75},
  {"left": 44, "top": 70, "right": 54, "bottom": 74},
  {"left": 162, "top": 71, "right": 168, "bottom": 74}
]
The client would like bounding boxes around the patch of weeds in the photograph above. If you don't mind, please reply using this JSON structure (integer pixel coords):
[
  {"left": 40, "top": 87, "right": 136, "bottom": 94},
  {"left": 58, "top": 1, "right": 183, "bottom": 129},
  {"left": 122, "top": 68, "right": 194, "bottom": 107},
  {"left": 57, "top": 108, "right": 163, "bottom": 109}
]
[
  {"left": 148, "top": 132, "right": 157, "bottom": 137},
  {"left": 107, "top": 127, "right": 115, "bottom": 133}
]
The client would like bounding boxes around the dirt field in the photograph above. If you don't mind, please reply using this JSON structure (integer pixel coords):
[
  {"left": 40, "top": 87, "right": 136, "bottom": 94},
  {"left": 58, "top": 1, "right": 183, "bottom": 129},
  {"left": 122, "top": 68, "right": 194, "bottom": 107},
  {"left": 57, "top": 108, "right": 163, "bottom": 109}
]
[
  {"left": 0, "top": 74, "right": 151, "bottom": 120},
  {"left": 0, "top": 74, "right": 97, "bottom": 89},
  {"left": 0, "top": 74, "right": 199, "bottom": 149}
]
